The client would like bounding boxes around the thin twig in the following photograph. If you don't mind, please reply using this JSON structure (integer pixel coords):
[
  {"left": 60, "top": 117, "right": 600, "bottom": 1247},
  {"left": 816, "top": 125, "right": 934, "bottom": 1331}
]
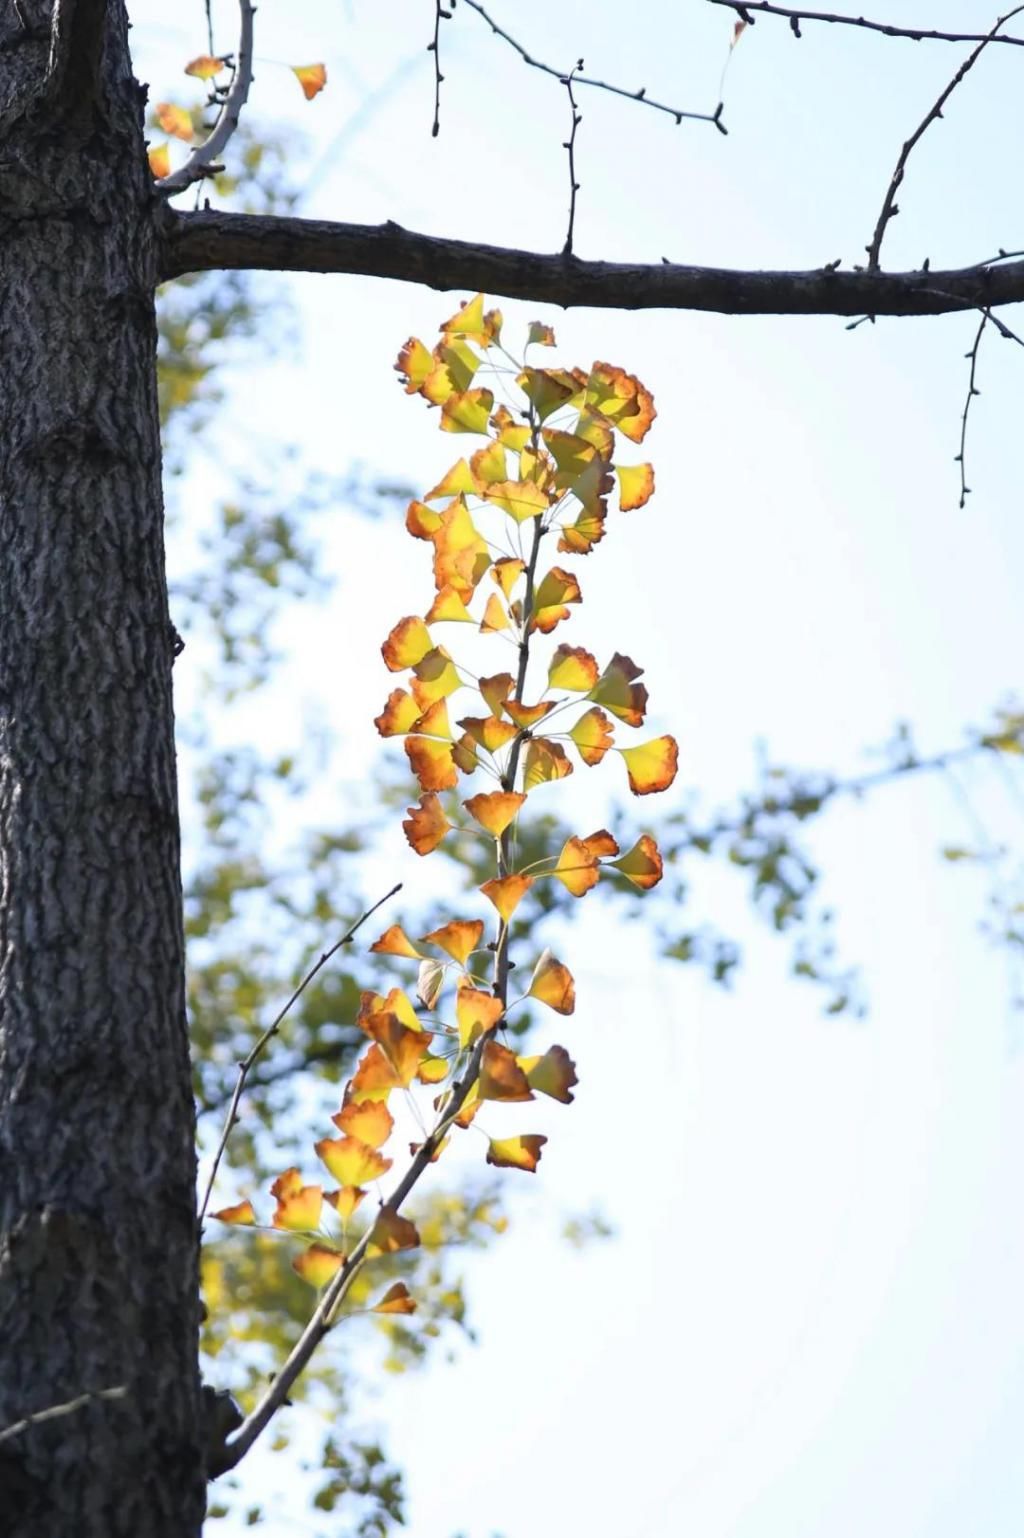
[
  {"left": 955, "top": 313, "right": 988, "bottom": 508},
  {"left": 205, "top": 0, "right": 215, "bottom": 57},
  {"left": 705, "top": 0, "right": 1024, "bottom": 48},
  {"left": 462, "top": 0, "right": 727, "bottom": 133},
  {"left": 157, "top": 0, "right": 255, "bottom": 196},
  {"left": 865, "top": 7, "right": 1024, "bottom": 271},
  {"left": 427, "top": 0, "right": 452, "bottom": 137},
  {"left": 562, "top": 62, "right": 583, "bottom": 256},
  {"left": 0, "top": 1386, "right": 127, "bottom": 1446},
  {"left": 198, "top": 883, "right": 401, "bottom": 1222}
]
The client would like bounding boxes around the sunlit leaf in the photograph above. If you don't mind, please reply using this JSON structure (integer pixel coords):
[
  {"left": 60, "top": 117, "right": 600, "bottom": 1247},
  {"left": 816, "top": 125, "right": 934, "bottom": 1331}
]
[
  {"left": 479, "top": 672, "right": 514, "bottom": 717},
  {"left": 155, "top": 102, "right": 194, "bottom": 141},
  {"left": 455, "top": 982, "right": 504, "bottom": 1050},
  {"left": 374, "top": 688, "right": 420, "bottom": 738},
  {"left": 552, "top": 835, "right": 599, "bottom": 896},
  {"left": 482, "top": 479, "right": 550, "bottom": 523},
  {"left": 324, "top": 1186, "right": 367, "bottom": 1222},
  {"left": 292, "top": 63, "right": 328, "bottom": 100},
  {"left": 528, "top": 949, "right": 576, "bottom": 1014},
  {"left": 457, "top": 715, "right": 518, "bottom": 752},
  {"left": 368, "top": 1208, "right": 420, "bottom": 1256},
  {"left": 585, "top": 361, "right": 656, "bottom": 443},
  {"left": 381, "top": 616, "right": 433, "bottom": 673},
  {"left": 491, "top": 557, "right": 525, "bottom": 598},
  {"left": 611, "top": 833, "right": 664, "bottom": 888},
  {"left": 293, "top": 1243, "right": 344, "bottom": 1287},
  {"left": 316, "top": 1135, "right": 392, "bottom": 1187},
  {"left": 423, "top": 339, "right": 480, "bottom": 404},
  {"left": 396, "top": 340, "right": 435, "bottom": 397},
  {"left": 590, "top": 652, "right": 648, "bottom": 726},
  {"left": 403, "top": 791, "right": 451, "bottom": 855},
  {"left": 441, "top": 293, "right": 502, "bottom": 347},
  {"left": 411, "top": 647, "right": 461, "bottom": 711},
  {"left": 523, "top": 738, "right": 573, "bottom": 791},
  {"left": 421, "top": 919, "right": 484, "bottom": 966},
  {"left": 453, "top": 731, "right": 482, "bottom": 774},
  {"left": 425, "top": 585, "right": 474, "bottom": 624},
  {"left": 463, "top": 790, "right": 526, "bottom": 837},
  {"left": 478, "top": 1041, "right": 534, "bottom": 1102},
  {"left": 471, "top": 440, "right": 507, "bottom": 487},
  {"left": 491, "top": 404, "right": 531, "bottom": 452},
  {"left": 405, "top": 734, "right": 458, "bottom": 793},
  {"left": 364, "top": 1012, "right": 432, "bottom": 1087},
  {"left": 619, "top": 736, "right": 679, "bottom": 796},
  {"left": 372, "top": 1281, "right": 417, "bottom": 1316},
  {"left": 271, "top": 1176, "right": 323, "bottom": 1232},
  {"left": 424, "top": 458, "right": 478, "bottom": 502},
  {"left": 406, "top": 496, "right": 442, "bottom": 538},
  {"left": 518, "top": 1045, "right": 578, "bottom": 1103},
  {"left": 569, "top": 705, "right": 614, "bottom": 765},
  {"left": 528, "top": 321, "right": 557, "bottom": 347},
  {"left": 441, "top": 388, "right": 494, "bottom": 435},
  {"left": 582, "top": 828, "right": 620, "bottom": 859},
  {"left": 486, "top": 1135, "right": 546, "bottom": 1172},
  {"left": 331, "top": 1100, "right": 395, "bottom": 1149},
  {"left": 480, "top": 593, "right": 510, "bottom": 633},
  {"left": 348, "top": 1043, "right": 400, "bottom": 1102},
  {"left": 504, "top": 698, "right": 555, "bottom": 729},
  {"left": 148, "top": 144, "right": 171, "bottom": 179},
  {"left": 184, "top": 55, "right": 227, "bottom": 79},
  {"left": 531, "top": 566, "right": 581, "bottom": 633},
  {"left": 369, "top": 924, "right": 424, "bottom": 960},
  {"left": 211, "top": 1200, "right": 255, "bottom": 1226},
  {"left": 480, "top": 873, "right": 534, "bottom": 922},
  {"left": 517, "top": 366, "right": 585, "bottom": 421},
  {"left": 417, "top": 1055, "right": 450, "bottom": 1085},
  {"left": 617, "top": 463, "right": 655, "bottom": 511},
  {"left": 430, "top": 497, "right": 490, "bottom": 598},
  {"left": 557, "top": 503, "right": 607, "bottom": 555},
  {"left": 548, "top": 644, "right": 599, "bottom": 692}
]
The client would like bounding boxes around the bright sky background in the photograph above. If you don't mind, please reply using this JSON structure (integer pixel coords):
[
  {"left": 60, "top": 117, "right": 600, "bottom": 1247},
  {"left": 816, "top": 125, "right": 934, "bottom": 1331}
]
[{"left": 132, "top": 3, "right": 1024, "bottom": 1535}]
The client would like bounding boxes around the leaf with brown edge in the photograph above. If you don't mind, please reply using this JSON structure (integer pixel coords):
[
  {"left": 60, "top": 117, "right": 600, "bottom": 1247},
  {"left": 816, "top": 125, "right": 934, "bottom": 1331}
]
[
  {"left": 348, "top": 1043, "right": 399, "bottom": 1102},
  {"left": 292, "top": 63, "right": 328, "bottom": 100},
  {"left": 372, "top": 1281, "right": 417, "bottom": 1316},
  {"left": 440, "top": 292, "right": 502, "bottom": 347},
  {"left": 518, "top": 1045, "right": 578, "bottom": 1103},
  {"left": 463, "top": 790, "right": 526, "bottom": 837},
  {"left": 619, "top": 736, "right": 679, "bottom": 796},
  {"left": 411, "top": 699, "right": 454, "bottom": 741},
  {"left": 453, "top": 732, "right": 481, "bottom": 774},
  {"left": 491, "top": 557, "right": 525, "bottom": 598},
  {"left": 364, "top": 1013, "right": 432, "bottom": 1088},
  {"left": 531, "top": 567, "right": 581, "bottom": 633},
  {"left": 612, "top": 833, "right": 665, "bottom": 889},
  {"left": 316, "top": 1135, "right": 392, "bottom": 1188},
  {"left": 381, "top": 616, "right": 433, "bottom": 673},
  {"left": 331, "top": 1100, "right": 395, "bottom": 1149},
  {"left": 480, "top": 873, "right": 533, "bottom": 922},
  {"left": 548, "top": 644, "right": 598, "bottom": 693},
  {"left": 369, "top": 924, "right": 424, "bottom": 961},
  {"left": 617, "top": 463, "right": 655, "bottom": 511},
  {"left": 557, "top": 503, "right": 607, "bottom": 556},
  {"left": 441, "top": 388, "right": 494, "bottom": 435},
  {"left": 211, "top": 1199, "right": 255, "bottom": 1226},
  {"left": 505, "top": 698, "right": 555, "bottom": 729},
  {"left": 423, "top": 459, "right": 477, "bottom": 503},
  {"left": 155, "top": 102, "right": 193, "bottom": 141},
  {"left": 585, "top": 361, "right": 656, "bottom": 443},
  {"left": 406, "top": 497, "right": 441, "bottom": 538},
  {"left": 403, "top": 792, "right": 450, "bottom": 856},
  {"left": 425, "top": 586, "right": 474, "bottom": 624},
  {"left": 293, "top": 1244, "right": 344, "bottom": 1288},
  {"left": 405, "top": 735, "right": 458, "bottom": 793},
  {"left": 528, "top": 950, "right": 576, "bottom": 1014},
  {"left": 269, "top": 1167, "right": 304, "bottom": 1200},
  {"left": 458, "top": 715, "right": 518, "bottom": 753},
  {"left": 148, "top": 144, "right": 171, "bottom": 179},
  {"left": 482, "top": 479, "right": 550, "bottom": 523},
  {"left": 528, "top": 321, "right": 557, "bottom": 347},
  {"left": 479, "top": 672, "right": 514, "bottom": 717},
  {"left": 470, "top": 440, "right": 506, "bottom": 489},
  {"left": 479, "top": 593, "right": 509, "bottom": 634},
  {"left": 478, "top": 1041, "right": 534, "bottom": 1103},
  {"left": 423, "top": 339, "right": 479, "bottom": 404},
  {"left": 590, "top": 652, "right": 648, "bottom": 727},
  {"left": 430, "top": 498, "right": 490, "bottom": 597},
  {"left": 490, "top": 404, "right": 530, "bottom": 453},
  {"left": 569, "top": 706, "right": 614, "bottom": 765},
  {"left": 380, "top": 982, "right": 426, "bottom": 1032},
  {"left": 486, "top": 1135, "right": 547, "bottom": 1173},
  {"left": 517, "top": 367, "right": 584, "bottom": 421},
  {"left": 582, "top": 828, "right": 620, "bottom": 859},
  {"left": 455, "top": 982, "right": 504, "bottom": 1050},
  {"left": 374, "top": 688, "right": 420, "bottom": 738},
  {"left": 271, "top": 1179, "right": 323, "bottom": 1232},
  {"left": 396, "top": 339, "right": 434, "bottom": 396},
  {"left": 324, "top": 1187, "right": 366, "bottom": 1222},
  {"left": 184, "top": 54, "right": 227, "bottom": 78},
  {"left": 410, "top": 648, "right": 461, "bottom": 711},
  {"left": 368, "top": 1208, "right": 420, "bottom": 1257},
  {"left": 523, "top": 738, "right": 573, "bottom": 791},
  {"left": 421, "top": 919, "right": 484, "bottom": 967},
  {"left": 552, "top": 835, "right": 599, "bottom": 897},
  {"left": 417, "top": 958, "right": 445, "bottom": 1011}
]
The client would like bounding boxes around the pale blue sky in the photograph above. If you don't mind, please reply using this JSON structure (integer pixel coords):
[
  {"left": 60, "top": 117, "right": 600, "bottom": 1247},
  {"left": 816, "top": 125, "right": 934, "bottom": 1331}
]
[{"left": 133, "top": 3, "right": 1024, "bottom": 1534}]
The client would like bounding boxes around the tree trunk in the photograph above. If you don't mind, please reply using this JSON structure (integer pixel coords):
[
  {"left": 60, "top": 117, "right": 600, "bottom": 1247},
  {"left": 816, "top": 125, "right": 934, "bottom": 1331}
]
[{"left": 0, "top": 6, "right": 203, "bottom": 1533}]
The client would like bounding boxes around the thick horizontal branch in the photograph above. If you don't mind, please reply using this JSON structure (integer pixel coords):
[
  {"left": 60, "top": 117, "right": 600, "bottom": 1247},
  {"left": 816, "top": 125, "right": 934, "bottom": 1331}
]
[{"left": 162, "top": 209, "right": 1024, "bottom": 318}]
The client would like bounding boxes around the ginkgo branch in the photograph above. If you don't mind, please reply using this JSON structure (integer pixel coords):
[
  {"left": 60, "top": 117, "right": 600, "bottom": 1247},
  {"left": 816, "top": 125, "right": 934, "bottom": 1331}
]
[
  {"left": 705, "top": 0, "right": 1024, "bottom": 48},
  {"left": 0, "top": 1385, "right": 127, "bottom": 1447},
  {"left": 162, "top": 210, "right": 1024, "bottom": 317},
  {"left": 198, "top": 882, "right": 402, "bottom": 1223},
  {"left": 156, "top": 0, "right": 255, "bottom": 196}
]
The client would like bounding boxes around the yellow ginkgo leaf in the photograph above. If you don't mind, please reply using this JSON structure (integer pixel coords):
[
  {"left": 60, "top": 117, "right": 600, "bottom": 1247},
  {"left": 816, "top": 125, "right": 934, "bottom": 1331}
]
[
  {"left": 184, "top": 55, "right": 227, "bottom": 79},
  {"left": 421, "top": 919, "right": 484, "bottom": 966},
  {"left": 293, "top": 1244, "right": 344, "bottom": 1288},
  {"left": 316, "top": 1135, "right": 392, "bottom": 1188},
  {"left": 611, "top": 833, "right": 665, "bottom": 888},
  {"left": 155, "top": 102, "right": 194, "bottom": 141},
  {"left": 463, "top": 790, "right": 526, "bottom": 838},
  {"left": 486, "top": 1135, "right": 547, "bottom": 1173},
  {"left": 372, "top": 1282, "right": 417, "bottom": 1315},
  {"left": 618, "top": 736, "right": 679, "bottom": 796},
  {"left": 369, "top": 924, "right": 424, "bottom": 960},
  {"left": 528, "top": 950, "right": 576, "bottom": 1014},
  {"left": 292, "top": 63, "right": 328, "bottom": 100},
  {"left": 147, "top": 144, "right": 171, "bottom": 179}
]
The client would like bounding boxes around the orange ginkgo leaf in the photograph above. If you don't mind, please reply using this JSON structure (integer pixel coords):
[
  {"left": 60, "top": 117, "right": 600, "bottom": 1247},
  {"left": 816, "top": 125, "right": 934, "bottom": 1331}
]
[
  {"left": 479, "top": 672, "right": 514, "bottom": 717},
  {"left": 441, "top": 388, "right": 494, "bottom": 435},
  {"left": 548, "top": 644, "right": 599, "bottom": 693},
  {"left": 403, "top": 792, "right": 451, "bottom": 856},
  {"left": 478, "top": 1040, "right": 534, "bottom": 1102},
  {"left": 374, "top": 688, "right": 420, "bottom": 738},
  {"left": 348, "top": 1043, "right": 400, "bottom": 1102},
  {"left": 155, "top": 102, "right": 194, "bottom": 141},
  {"left": 463, "top": 790, "right": 526, "bottom": 838},
  {"left": 585, "top": 361, "right": 657, "bottom": 443},
  {"left": 486, "top": 1135, "right": 547, "bottom": 1172},
  {"left": 479, "top": 593, "right": 510, "bottom": 634},
  {"left": 411, "top": 699, "right": 454, "bottom": 742},
  {"left": 368, "top": 1207, "right": 420, "bottom": 1256},
  {"left": 619, "top": 735, "right": 679, "bottom": 796},
  {"left": 316, "top": 1135, "right": 392, "bottom": 1188},
  {"left": 557, "top": 503, "right": 607, "bottom": 556},
  {"left": 293, "top": 1243, "right": 344, "bottom": 1287},
  {"left": 518, "top": 1045, "right": 578, "bottom": 1103},
  {"left": 381, "top": 615, "right": 433, "bottom": 672},
  {"left": 405, "top": 734, "right": 458, "bottom": 793},
  {"left": 455, "top": 982, "right": 504, "bottom": 1050},
  {"left": 457, "top": 715, "right": 518, "bottom": 753},
  {"left": 430, "top": 498, "right": 490, "bottom": 597},
  {"left": 369, "top": 924, "right": 424, "bottom": 960},
  {"left": 531, "top": 567, "right": 581, "bottom": 633},
  {"left": 528, "top": 321, "right": 557, "bottom": 347},
  {"left": 184, "top": 54, "right": 227, "bottom": 78},
  {"left": 490, "top": 558, "right": 525, "bottom": 601},
  {"left": 453, "top": 732, "right": 481, "bottom": 774},
  {"left": 569, "top": 705, "right": 614, "bottom": 765},
  {"left": 611, "top": 833, "right": 665, "bottom": 889},
  {"left": 616, "top": 463, "right": 655, "bottom": 511},
  {"left": 482, "top": 479, "right": 550, "bottom": 523},
  {"left": 292, "top": 63, "right": 328, "bottom": 100},
  {"left": 590, "top": 653, "right": 648, "bottom": 726},
  {"left": 552, "top": 835, "right": 599, "bottom": 897},
  {"left": 211, "top": 1199, "right": 255, "bottom": 1225},
  {"left": 523, "top": 738, "right": 573, "bottom": 791},
  {"left": 331, "top": 1099, "right": 395, "bottom": 1148},
  {"left": 440, "top": 292, "right": 502, "bottom": 347},
  {"left": 271, "top": 1176, "right": 323, "bottom": 1232},
  {"left": 582, "top": 828, "right": 620, "bottom": 859},
  {"left": 148, "top": 144, "right": 171, "bottom": 179},
  {"left": 411, "top": 648, "right": 461, "bottom": 711},
  {"left": 528, "top": 949, "right": 576, "bottom": 1014},
  {"left": 480, "top": 873, "right": 534, "bottom": 922},
  {"left": 364, "top": 1012, "right": 432, "bottom": 1087},
  {"left": 504, "top": 698, "right": 555, "bottom": 729},
  {"left": 372, "top": 1281, "right": 417, "bottom": 1315},
  {"left": 425, "top": 585, "right": 474, "bottom": 624},
  {"left": 421, "top": 919, "right": 484, "bottom": 966},
  {"left": 325, "top": 1186, "right": 367, "bottom": 1222}
]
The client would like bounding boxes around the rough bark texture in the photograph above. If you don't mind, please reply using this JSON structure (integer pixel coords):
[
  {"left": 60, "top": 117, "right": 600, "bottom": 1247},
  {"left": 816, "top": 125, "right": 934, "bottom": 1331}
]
[{"left": 0, "top": 4, "right": 204, "bottom": 1533}]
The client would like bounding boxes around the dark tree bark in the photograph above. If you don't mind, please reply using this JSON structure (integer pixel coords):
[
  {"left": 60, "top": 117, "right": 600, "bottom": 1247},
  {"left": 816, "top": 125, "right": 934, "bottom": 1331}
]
[{"left": 0, "top": 4, "right": 204, "bottom": 1533}]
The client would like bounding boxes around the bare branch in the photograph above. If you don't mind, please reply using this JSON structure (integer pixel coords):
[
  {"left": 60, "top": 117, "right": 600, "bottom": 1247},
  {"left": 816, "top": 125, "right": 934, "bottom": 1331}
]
[
  {"left": 428, "top": 0, "right": 452, "bottom": 137},
  {"left": 705, "top": 0, "right": 1024, "bottom": 48},
  {"left": 561, "top": 62, "right": 583, "bottom": 256},
  {"left": 156, "top": 0, "right": 255, "bottom": 197},
  {"left": 198, "top": 883, "right": 401, "bottom": 1223},
  {"left": 163, "top": 209, "right": 1024, "bottom": 318},
  {"left": 462, "top": 0, "right": 727, "bottom": 131},
  {"left": 865, "top": 8, "right": 1024, "bottom": 271},
  {"left": 955, "top": 313, "right": 988, "bottom": 508},
  {"left": 0, "top": 1386, "right": 126, "bottom": 1446}
]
